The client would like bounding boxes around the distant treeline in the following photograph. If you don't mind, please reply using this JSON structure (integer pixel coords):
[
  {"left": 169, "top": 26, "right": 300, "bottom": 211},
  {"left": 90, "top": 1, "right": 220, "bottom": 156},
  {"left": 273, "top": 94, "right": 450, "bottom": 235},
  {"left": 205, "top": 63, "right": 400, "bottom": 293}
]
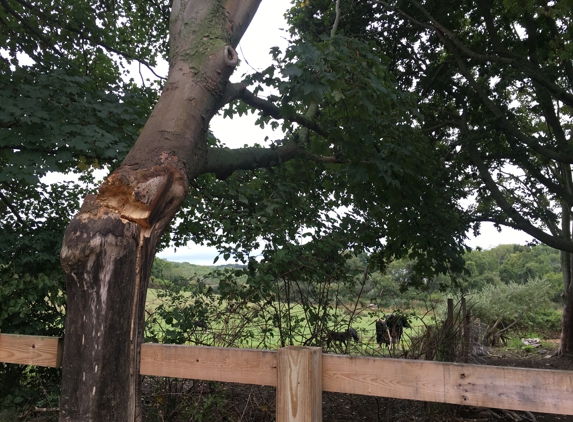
[
  {"left": 150, "top": 258, "right": 244, "bottom": 290},
  {"left": 152, "top": 244, "right": 563, "bottom": 305}
]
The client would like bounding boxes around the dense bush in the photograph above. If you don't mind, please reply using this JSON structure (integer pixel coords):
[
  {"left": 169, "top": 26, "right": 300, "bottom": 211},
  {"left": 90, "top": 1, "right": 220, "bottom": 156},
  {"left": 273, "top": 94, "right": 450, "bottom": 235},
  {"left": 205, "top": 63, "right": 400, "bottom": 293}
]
[
  {"left": 521, "top": 308, "right": 562, "bottom": 337},
  {"left": 468, "top": 277, "right": 554, "bottom": 344},
  {"left": 0, "top": 273, "right": 65, "bottom": 416}
]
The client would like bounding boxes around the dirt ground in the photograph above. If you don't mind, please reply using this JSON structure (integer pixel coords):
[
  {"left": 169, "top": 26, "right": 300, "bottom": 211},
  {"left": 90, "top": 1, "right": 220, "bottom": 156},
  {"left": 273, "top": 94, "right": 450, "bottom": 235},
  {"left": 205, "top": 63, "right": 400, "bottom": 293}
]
[{"left": 140, "top": 339, "right": 573, "bottom": 422}]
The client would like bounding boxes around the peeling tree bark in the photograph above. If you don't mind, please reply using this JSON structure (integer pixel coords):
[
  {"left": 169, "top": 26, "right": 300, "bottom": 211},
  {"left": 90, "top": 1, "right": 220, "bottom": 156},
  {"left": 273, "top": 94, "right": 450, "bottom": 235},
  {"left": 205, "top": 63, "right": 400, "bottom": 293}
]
[{"left": 59, "top": 1, "right": 262, "bottom": 420}]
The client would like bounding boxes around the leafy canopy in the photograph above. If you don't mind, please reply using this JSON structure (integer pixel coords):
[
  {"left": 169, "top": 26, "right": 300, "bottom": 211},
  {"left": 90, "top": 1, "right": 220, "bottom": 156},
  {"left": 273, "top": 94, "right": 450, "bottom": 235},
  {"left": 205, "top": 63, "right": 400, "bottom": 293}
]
[{"left": 168, "top": 1, "right": 471, "bottom": 292}]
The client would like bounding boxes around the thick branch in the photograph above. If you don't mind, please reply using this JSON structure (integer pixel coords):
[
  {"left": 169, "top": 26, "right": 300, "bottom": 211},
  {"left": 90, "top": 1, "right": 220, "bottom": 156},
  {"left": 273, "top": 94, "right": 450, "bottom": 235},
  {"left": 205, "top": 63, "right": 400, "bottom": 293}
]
[
  {"left": 202, "top": 144, "right": 305, "bottom": 179},
  {"left": 467, "top": 140, "right": 573, "bottom": 252}
]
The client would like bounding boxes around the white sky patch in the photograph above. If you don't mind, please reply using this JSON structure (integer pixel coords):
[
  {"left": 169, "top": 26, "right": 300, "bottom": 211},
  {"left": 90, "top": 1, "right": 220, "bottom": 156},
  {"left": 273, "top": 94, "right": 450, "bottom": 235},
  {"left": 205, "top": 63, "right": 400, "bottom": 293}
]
[
  {"left": 466, "top": 223, "right": 534, "bottom": 249},
  {"left": 41, "top": 168, "right": 108, "bottom": 185}
]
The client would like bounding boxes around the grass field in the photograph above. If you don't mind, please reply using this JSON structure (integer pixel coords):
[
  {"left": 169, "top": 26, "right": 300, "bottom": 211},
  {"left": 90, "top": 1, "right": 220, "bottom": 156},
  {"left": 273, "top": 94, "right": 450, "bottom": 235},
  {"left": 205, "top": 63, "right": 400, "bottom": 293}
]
[{"left": 144, "top": 287, "right": 427, "bottom": 356}]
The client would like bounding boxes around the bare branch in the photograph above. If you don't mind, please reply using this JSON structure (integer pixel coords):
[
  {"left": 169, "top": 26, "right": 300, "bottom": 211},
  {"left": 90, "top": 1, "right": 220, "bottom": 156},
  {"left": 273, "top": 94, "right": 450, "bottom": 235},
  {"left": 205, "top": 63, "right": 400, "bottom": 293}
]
[
  {"left": 331, "top": 0, "right": 342, "bottom": 38},
  {"left": 222, "top": 83, "right": 332, "bottom": 140},
  {"left": 0, "top": 190, "right": 27, "bottom": 226}
]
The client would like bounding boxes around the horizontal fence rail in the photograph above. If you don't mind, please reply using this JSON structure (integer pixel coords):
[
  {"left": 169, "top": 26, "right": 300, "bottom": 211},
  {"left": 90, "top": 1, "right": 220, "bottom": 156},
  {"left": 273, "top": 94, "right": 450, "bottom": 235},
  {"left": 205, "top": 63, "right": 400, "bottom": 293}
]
[
  {"left": 0, "top": 334, "right": 63, "bottom": 368},
  {"left": 140, "top": 343, "right": 278, "bottom": 386},
  {"left": 1, "top": 334, "right": 572, "bottom": 418}
]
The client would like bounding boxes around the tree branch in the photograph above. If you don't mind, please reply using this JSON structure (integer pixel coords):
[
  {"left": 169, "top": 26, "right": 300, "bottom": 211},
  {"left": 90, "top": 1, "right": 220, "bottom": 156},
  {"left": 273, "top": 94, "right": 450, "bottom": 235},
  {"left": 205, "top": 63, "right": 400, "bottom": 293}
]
[
  {"left": 0, "top": 0, "right": 61, "bottom": 54},
  {"left": 0, "top": 190, "right": 27, "bottom": 226},
  {"left": 330, "top": 0, "right": 342, "bottom": 38},
  {"left": 519, "top": 161, "right": 573, "bottom": 208},
  {"left": 480, "top": 147, "right": 573, "bottom": 208},
  {"left": 11, "top": 0, "right": 166, "bottom": 80},
  {"left": 201, "top": 143, "right": 304, "bottom": 180},
  {"left": 466, "top": 138, "right": 573, "bottom": 252},
  {"left": 385, "top": 0, "right": 573, "bottom": 108},
  {"left": 201, "top": 143, "right": 342, "bottom": 180},
  {"left": 439, "top": 33, "right": 573, "bottom": 164},
  {"left": 544, "top": 12, "right": 573, "bottom": 88},
  {"left": 222, "top": 83, "right": 332, "bottom": 140},
  {"left": 475, "top": 0, "right": 503, "bottom": 51},
  {"left": 521, "top": 14, "right": 570, "bottom": 152}
]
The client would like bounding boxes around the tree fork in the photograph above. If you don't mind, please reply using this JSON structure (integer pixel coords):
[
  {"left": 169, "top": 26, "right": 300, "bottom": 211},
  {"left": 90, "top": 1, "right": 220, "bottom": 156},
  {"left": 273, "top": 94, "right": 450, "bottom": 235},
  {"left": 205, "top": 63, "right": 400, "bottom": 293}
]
[{"left": 59, "top": 0, "right": 262, "bottom": 420}]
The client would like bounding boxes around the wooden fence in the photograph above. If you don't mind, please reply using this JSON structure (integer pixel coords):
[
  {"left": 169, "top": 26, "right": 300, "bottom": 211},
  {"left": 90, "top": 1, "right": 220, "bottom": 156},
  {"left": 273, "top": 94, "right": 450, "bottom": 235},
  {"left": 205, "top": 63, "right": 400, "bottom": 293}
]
[{"left": 1, "top": 333, "right": 572, "bottom": 421}]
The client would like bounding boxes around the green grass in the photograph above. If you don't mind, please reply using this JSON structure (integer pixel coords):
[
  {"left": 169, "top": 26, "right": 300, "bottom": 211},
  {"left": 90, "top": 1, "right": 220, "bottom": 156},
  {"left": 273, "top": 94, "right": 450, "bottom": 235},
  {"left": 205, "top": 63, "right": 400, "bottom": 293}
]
[{"left": 144, "top": 289, "right": 428, "bottom": 356}]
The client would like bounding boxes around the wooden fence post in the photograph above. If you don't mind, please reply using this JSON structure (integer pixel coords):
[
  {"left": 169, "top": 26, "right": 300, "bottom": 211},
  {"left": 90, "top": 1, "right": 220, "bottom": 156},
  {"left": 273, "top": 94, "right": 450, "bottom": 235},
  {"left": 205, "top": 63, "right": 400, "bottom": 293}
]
[
  {"left": 276, "top": 346, "right": 322, "bottom": 422},
  {"left": 446, "top": 298, "right": 456, "bottom": 360},
  {"left": 461, "top": 296, "right": 470, "bottom": 363}
]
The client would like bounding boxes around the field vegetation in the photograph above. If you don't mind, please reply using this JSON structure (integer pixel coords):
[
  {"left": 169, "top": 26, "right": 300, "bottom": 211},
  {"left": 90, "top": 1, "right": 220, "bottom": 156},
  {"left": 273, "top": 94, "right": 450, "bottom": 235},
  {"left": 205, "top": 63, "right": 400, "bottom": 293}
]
[
  {"left": 145, "top": 243, "right": 563, "bottom": 353},
  {"left": 0, "top": 242, "right": 564, "bottom": 420},
  {"left": 132, "top": 243, "right": 564, "bottom": 421}
]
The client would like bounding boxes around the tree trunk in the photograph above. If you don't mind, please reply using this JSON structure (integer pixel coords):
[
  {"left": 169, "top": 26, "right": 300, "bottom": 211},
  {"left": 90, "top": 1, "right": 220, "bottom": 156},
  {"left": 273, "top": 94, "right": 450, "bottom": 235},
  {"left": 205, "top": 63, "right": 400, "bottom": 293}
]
[
  {"left": 558, "top": 250, "right": 573, "bottom": 355},
  {"left": 558, "top": 190, "right": 573, "bottom": 356},
  {"left": 556, "top": 158, "right": 573, "bottom": 356},
  {"left": 59, "top": 1, "right": 261, "bottom": 420}
]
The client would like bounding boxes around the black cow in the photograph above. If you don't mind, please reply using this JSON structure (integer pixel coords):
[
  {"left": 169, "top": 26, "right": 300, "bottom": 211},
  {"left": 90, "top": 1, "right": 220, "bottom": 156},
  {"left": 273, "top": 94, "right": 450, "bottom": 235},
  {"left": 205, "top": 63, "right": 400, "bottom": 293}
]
[
  {"left": 194, "top": 320, "right": 208, "bottom": 330},
  {"left": 376, "top": 314, "right": 410, "bottom": 349},
  {"left": 326, "top": 327, "right": 359, "bottom": 348}
]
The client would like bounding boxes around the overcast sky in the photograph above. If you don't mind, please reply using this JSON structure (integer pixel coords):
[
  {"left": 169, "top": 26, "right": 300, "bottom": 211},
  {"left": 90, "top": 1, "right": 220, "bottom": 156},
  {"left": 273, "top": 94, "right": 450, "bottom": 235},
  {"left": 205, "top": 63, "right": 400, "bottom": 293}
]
[{"left": 155, "top": 1, "right": 534, "bottom": 264}]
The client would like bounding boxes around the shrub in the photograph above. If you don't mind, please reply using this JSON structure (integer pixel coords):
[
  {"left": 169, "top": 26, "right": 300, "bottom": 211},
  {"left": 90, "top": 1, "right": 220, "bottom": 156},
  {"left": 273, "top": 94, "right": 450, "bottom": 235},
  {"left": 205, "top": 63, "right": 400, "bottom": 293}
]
[
  {"left": 468, "top": 277, "right": 554, "bottom": 343},
  {"left": 0, "top": 273, "right": 65, "bottom": 416},
  {"left": 521, "top": 308, "right": 562, "bottom": 336}
]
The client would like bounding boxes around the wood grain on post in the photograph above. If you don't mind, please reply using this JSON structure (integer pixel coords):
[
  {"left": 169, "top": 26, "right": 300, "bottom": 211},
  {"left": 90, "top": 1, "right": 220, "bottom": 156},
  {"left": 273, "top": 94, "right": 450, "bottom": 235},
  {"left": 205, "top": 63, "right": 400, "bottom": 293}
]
[
  {"left": 277, "top": 346, "right": 322, "bottom": 422},
  {"left": 0, "top": 334, "right": 62, "bottom": 367}
]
